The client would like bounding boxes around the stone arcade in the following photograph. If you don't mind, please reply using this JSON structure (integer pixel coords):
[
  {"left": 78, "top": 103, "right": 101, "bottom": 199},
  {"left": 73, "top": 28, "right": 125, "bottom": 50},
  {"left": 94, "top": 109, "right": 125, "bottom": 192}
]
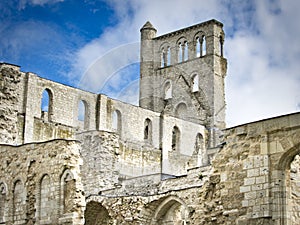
[{"left": 0, "top": 19, "right": 299, "bottom": 224}]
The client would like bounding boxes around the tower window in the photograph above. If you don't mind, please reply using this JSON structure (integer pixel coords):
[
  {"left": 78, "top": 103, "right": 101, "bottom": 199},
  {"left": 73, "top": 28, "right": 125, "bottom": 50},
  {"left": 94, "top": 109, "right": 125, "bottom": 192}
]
[
  {"left": 164, "top": 81, "right": 172, "bottom": 99},
  {"left": 192, "top": 74, "right": 199, "bottom": 92},
  {"left": 184, "top": 41, "right": 188, "bottom": 61},
  {"left": 172, "top": 126, "right": 180, "bottom": 152},
  {"left": 178, "top": 42, "right": 183, "bottom": 63},
  {"left": 144, "top": 118, "right": 152, "bottom": 143}
]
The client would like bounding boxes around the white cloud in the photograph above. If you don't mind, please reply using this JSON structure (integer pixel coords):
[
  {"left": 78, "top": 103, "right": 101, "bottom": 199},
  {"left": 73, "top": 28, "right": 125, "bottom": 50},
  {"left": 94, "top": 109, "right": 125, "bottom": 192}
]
[
  {"left": 18, "top": 0, "right": 64, "bottom": 9},
  {"left": 71, "top": 0, "right": 300, "bottom": 127}
]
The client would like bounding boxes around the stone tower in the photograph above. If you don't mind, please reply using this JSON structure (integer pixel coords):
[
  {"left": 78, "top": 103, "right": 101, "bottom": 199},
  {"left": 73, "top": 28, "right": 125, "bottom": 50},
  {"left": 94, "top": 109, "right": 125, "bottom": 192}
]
[{"left": 139, "top": 19, "right": 227, "bottom": 147}]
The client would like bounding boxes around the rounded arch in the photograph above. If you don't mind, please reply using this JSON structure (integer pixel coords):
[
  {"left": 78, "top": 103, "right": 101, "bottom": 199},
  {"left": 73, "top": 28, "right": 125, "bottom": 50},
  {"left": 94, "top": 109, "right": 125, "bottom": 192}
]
[
  {"left": 176, "top": 36, "right": 188, "bottom": 63},
  {"left": 163, "top": 80, "right": 172, "bottom": 100},
  {"left": 38, "top": 174, "right": 55, "bottom": 221},
  {"left": 151, "top": 196, "right": 189, "bottom": 225},
  {"left": 12, "top": 179, "right": 26, "bottom": 224},
  {"left": 194, "top": 31, "right": 206, "bottom": 57},
  {"left": 159, "top": 42, "right": 171, "bottom": 67},
  {"left": 84, "top": 201, "right": 112, "bottom": 225},
  {"left": 112, "top": 109, "right": 122, "bottom": 135},
  {"left": 77, "top": 99, "right": 90, "bottom": 130},
  {"left": 175, "top": 102, "right": 187, "bottom": 119},
  {"left": 41, "top": 88, "right": 54, "bottom": 121}
]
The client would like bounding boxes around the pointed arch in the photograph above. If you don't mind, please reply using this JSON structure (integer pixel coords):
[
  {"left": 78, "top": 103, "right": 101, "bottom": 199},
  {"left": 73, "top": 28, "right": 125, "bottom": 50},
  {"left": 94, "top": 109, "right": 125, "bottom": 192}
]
[
  {"left": 41, "top": 88, "right": 53, "bottom": 121},
  {"left": 60, "top": 170, "right": 75, "bottom": 214},
  {"left": 151, "top": 196, "right": 189, "bottom": 225}
]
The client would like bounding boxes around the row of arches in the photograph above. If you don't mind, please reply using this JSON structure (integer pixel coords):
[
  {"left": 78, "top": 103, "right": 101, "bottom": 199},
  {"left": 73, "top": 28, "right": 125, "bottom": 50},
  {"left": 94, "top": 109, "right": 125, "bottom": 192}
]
[
  {"left": 160, "top": 32, "right": 224, "bottom": 68},
  {"left": 84, "top": 196, "right": 190, "bottom": 225},
  {"left": 163, "top": 74, "right": 200, "bottom": 100},
  {"left": 0, "top": 169, "right": 75, "bottom": 224},
  {"left": 40, "top": 88, "right": 90, "bottom": 129}
]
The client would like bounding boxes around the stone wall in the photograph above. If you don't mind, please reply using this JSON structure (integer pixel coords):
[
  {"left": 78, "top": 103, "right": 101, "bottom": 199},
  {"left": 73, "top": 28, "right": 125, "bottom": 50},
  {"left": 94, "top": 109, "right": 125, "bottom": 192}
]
[{"left": 0, "top": 140, "right": 85, "bottom": 225}]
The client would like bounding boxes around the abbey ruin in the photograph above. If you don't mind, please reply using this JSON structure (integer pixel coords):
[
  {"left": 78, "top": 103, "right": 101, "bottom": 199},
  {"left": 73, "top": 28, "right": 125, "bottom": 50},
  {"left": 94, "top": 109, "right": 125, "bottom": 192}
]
[{"left": 0, "top": 19, "right": 299, "bottom": 224}]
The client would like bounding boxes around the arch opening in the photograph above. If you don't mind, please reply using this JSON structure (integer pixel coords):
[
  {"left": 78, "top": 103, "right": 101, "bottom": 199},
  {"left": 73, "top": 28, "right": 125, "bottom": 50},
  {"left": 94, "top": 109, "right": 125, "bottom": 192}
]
[
  {"left": 112, "top": 109, "right": 122, "bottom": 135},
  {"left": 144, "top": 118, "right": 152, "bottom": 143},
  {"left": 172, "top": 126, "right": 180, "bottom": 152},
  {"left": 84, "top": 201, "right": 112, "bottom": 225},
  {"left": 78, "top": 100, "right": 89, "bottom": 130},
  {"left": 152, "top": 196, "right": 189, "bottom": 225},
  {"left": 41, "top": 88, "right": 53, "bottom": 121}
]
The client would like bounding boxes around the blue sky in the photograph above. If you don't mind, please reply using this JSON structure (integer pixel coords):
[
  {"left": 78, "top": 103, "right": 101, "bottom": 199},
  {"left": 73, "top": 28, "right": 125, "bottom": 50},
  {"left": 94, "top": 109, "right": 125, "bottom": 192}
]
[{"left": 0, "top": 0, "right": 300, "bottom": 127}]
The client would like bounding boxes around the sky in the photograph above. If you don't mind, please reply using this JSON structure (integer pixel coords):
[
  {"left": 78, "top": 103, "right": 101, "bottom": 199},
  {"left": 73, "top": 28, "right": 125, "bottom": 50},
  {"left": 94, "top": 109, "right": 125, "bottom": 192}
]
[{"left": 0, "top": 0, "right": 299, "bottom": 127}]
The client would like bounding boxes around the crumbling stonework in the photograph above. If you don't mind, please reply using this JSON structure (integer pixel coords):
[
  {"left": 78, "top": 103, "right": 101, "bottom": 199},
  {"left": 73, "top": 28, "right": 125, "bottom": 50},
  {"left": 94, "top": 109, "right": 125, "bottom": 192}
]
[{"left": 0, "top": 19, "right": 299, "bottom": 225}]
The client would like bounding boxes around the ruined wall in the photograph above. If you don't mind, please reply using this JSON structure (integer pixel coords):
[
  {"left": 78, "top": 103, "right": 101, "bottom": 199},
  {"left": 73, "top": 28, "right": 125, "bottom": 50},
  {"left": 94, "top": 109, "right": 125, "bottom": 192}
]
[
  {"left": 0, "top": 64, "right": 24, "bottom": 145},
  {"left": 0, "top": 140, "right": 85, "bottom": 225},
  {"left": 81, "top": 112, "right": 300, "bottom": 225}
]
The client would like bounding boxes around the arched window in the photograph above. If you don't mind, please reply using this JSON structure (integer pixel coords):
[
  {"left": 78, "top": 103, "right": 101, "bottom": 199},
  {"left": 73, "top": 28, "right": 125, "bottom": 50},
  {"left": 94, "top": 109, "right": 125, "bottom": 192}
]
[
  {"left": 195, "top": 133, "right": 205, "bottom": 166},
  {"left": 195, "top": 37, "right": 200, "bottom": 57},
  {"left": 164, "top": 81, "right": 172, "bottom": 100},
  {"left": 178, "top": 42, "right": 183, "bottom": 63},
  {"left": 184, "top": 41, "right": 188, "bottom": 61},
  {"left": 192, "top": 74, "right": 199, "bottom": 92},
  {"left": 78, "top": 100, "right": 89, "bottom": 130},
  {"left": 167, "top": 46, "right": 171, "bottom": 66},
  {"left": 172, "top": 126, "right": 180, "bottom": 152},
  {"left": 202, "top": 35, "right": 206, "bottom": 56},
  {"left": 0, "top": 182, "right": 6, "bottom": 223},
  {"left": 13, "top": 180, "right": 26, "bottom": 224},
  {"left": 144, "top": 118, "right": 152, "bottom": 143},
  {"left": 112, "top": 110, "right": 122, "bottom": 134},
  {"left": 152, "top": 196, "right": 189, "bottom": 224},
  {"left": 175, "top": 103, "right": 187, "bottom": 120},
  {"left": 160, "top": 48, "right": 166, "bottom": 67},
  {"left": 60, "top": 170, "right": 74, "bottom": 214},
  {"left": 85, "top": 202, "right": 112, "bottom": 225},
  {"left": 39, "top": 174, "right": 53, "bottom": 221},
  {"left": 41, "top": 88, "right": 53, "bottom": 121}
]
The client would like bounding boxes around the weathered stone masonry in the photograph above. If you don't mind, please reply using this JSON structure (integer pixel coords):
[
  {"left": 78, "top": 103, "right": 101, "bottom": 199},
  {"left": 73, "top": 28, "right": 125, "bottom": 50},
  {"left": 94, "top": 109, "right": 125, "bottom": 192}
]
[{"left": 0, "top": 19, "right": 300, "bottom": 225}]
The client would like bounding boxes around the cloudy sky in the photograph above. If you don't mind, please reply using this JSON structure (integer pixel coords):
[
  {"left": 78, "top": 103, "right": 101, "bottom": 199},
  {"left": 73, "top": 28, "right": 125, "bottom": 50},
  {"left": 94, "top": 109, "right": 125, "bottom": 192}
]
[{"left": 0, "top": 0, "right": 299, "bottom": 127}]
